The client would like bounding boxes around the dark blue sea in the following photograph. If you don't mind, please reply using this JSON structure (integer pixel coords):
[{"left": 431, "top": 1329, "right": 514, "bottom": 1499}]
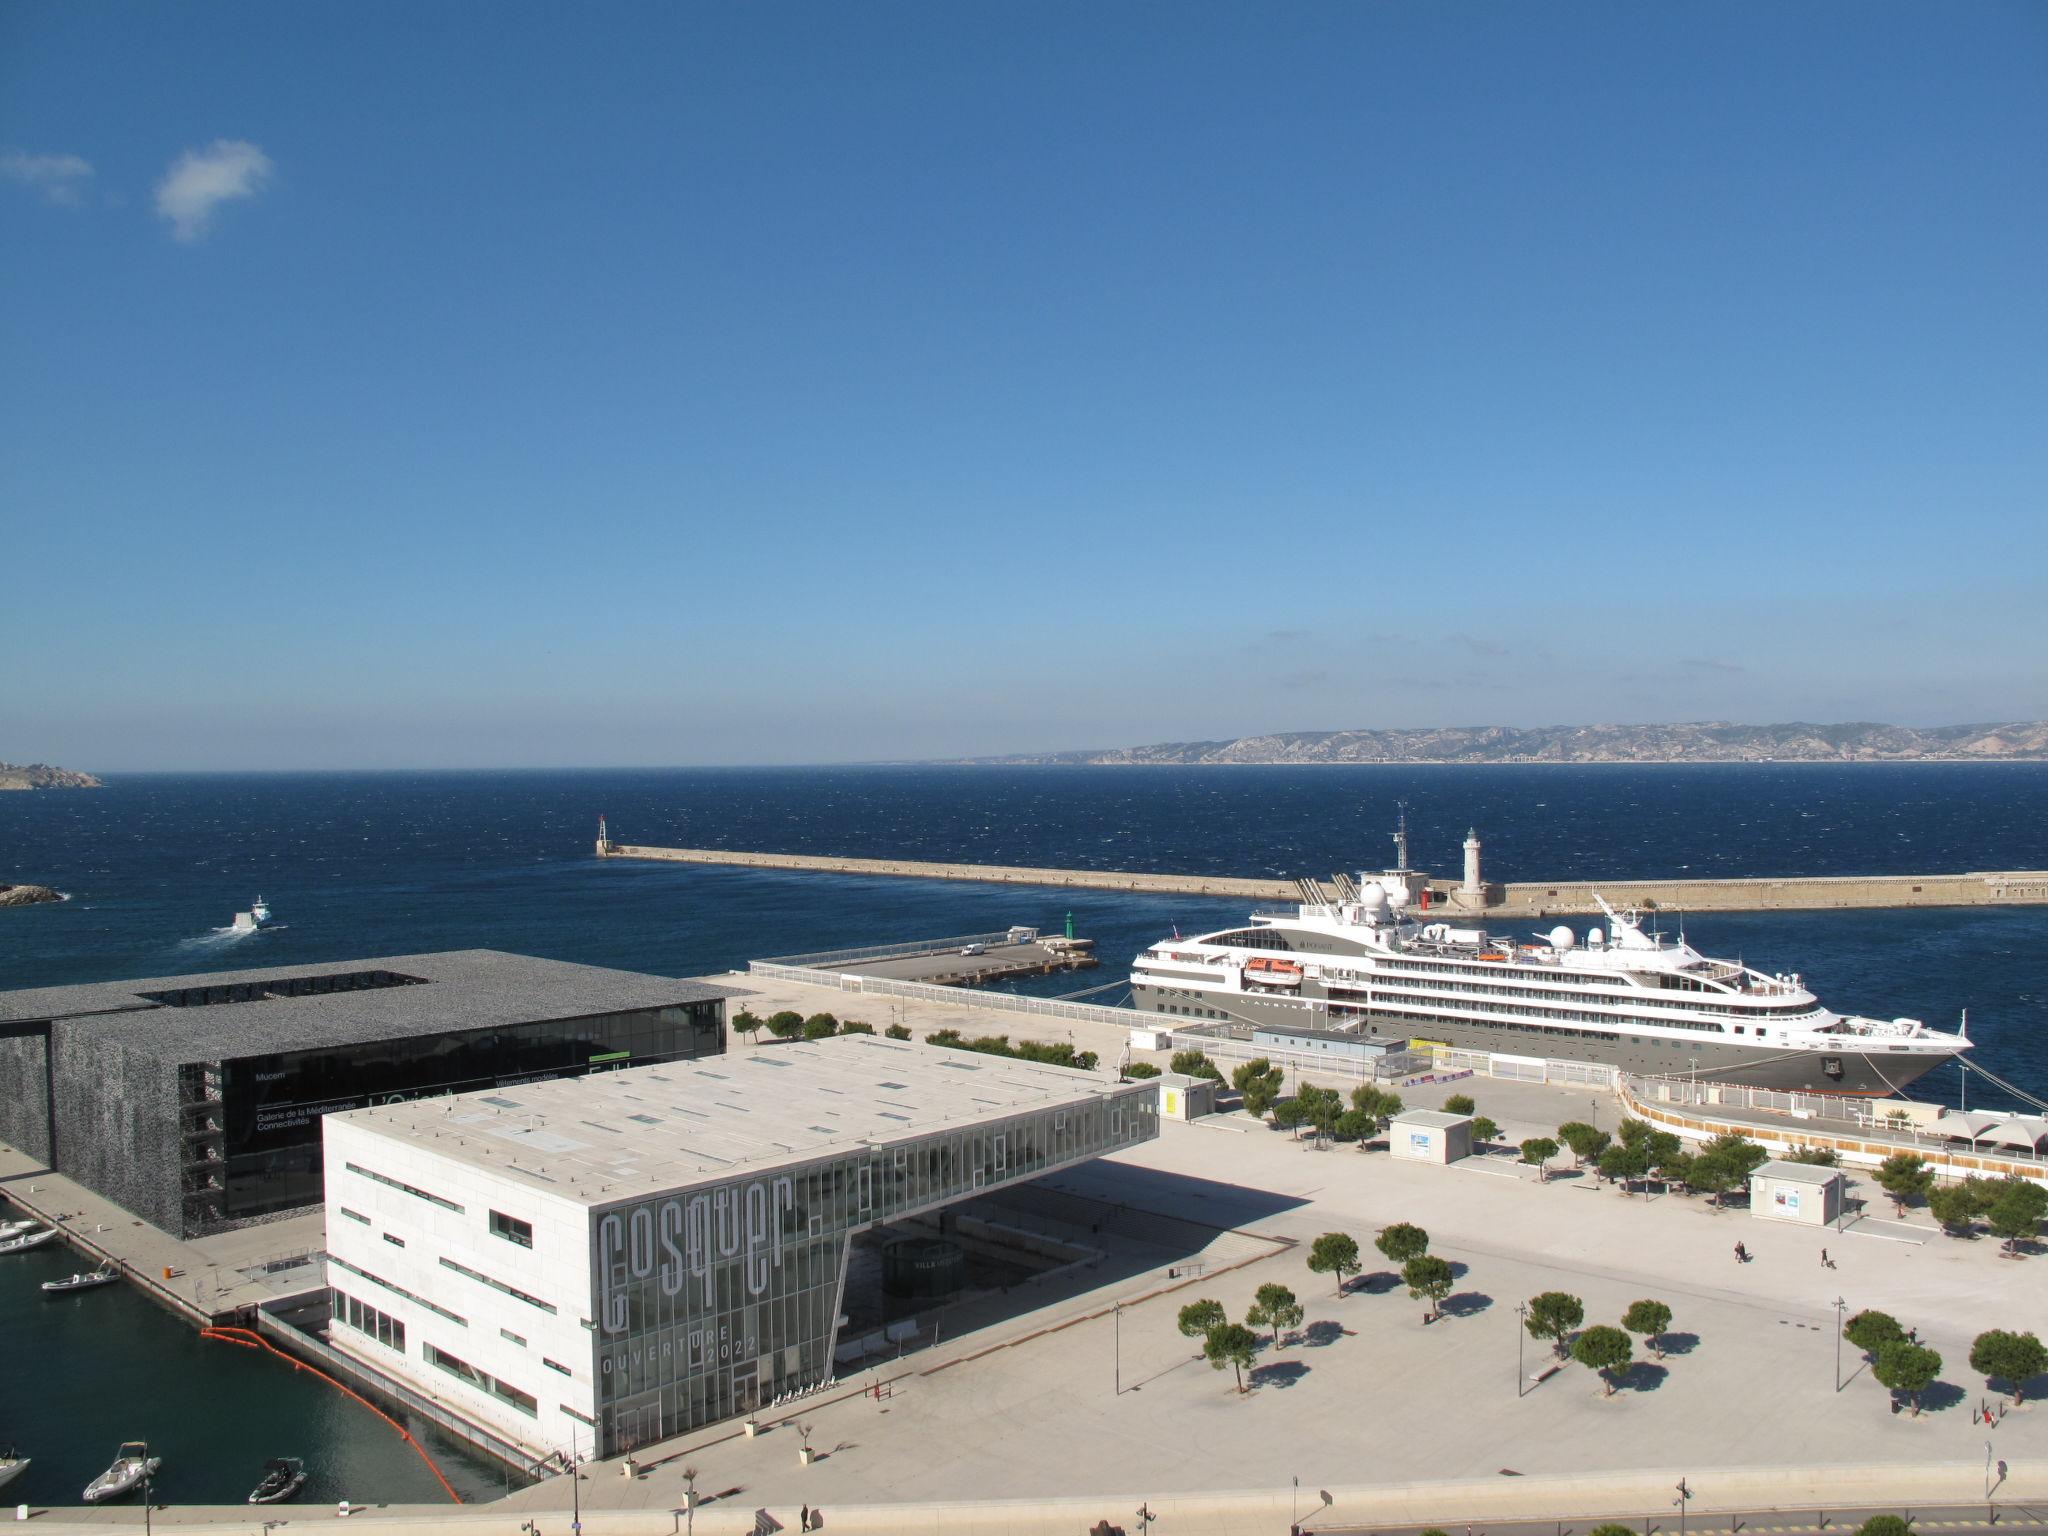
[
  {"left": 5, "top": 765, "right": 2046, "bottom": 1097},
  {"left": 3, "top": 765, "right": 2047, "bottom": 1504}
]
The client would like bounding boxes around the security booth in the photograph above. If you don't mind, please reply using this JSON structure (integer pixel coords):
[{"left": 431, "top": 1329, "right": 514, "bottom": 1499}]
[
  {"left": 1749, "top": 1159, "right": 1844, "bottom": 1226},
  {"left": 1389, "top": 1109, "right": 1473, "bottom": 1165},
  {"left": 1155, "top": 1071, "right": 1219, "bottom": 1121}
]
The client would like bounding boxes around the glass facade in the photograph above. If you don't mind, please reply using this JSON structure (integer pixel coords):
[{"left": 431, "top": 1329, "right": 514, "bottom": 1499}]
[
  {"left": 588, "top": 1086, "right": 1157, "bottom": 1455},
  {"left": 182, "top": 1001, "right": 724, "bottom": 1224}
]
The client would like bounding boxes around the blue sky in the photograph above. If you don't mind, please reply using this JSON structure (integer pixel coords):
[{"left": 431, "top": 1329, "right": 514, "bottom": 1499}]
[{"left": 4, "top": 2, "right": 2044, "bottom": 768}]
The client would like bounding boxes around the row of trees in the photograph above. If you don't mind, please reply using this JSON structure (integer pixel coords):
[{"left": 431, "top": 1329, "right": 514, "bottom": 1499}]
[
  {"left": 733, "top": 1009, "right": 896, "bottom": 1043},
  {"left": 1875, "top": 1153, "right": 2047, "bottom": 1252},
  {"left": 1540, "top": 1118, "right": 1771, "bottom": 1202},
  {"left": 924, "top": 1028, "right": 1101, "bottom": 1072},
  {"left": 1844, "top": 1311, "right": 2046, "bottom": 1415},
  {"left": 1303, "top": 1222, "right": 1461, "bottom": 1320},
  {"left": 1523, "top": 1291, "right": 1674, "bottom": 1396},
  {"left": 1175, "top": 1284, "right": 1306, "bottom": 1393}
]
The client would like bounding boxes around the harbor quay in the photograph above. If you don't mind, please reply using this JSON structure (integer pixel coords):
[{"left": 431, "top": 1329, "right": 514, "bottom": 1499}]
[{"left": 596, "top": 836, "right": 2048, "bottom": 915}]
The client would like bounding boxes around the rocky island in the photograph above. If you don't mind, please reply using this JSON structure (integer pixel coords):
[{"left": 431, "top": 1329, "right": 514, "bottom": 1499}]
[
  {"left": 960, "top": 720, "right": 2048, "bottom": 766},
  {"left": 0, "top": 883, "right": 65, "bottom": 908},
  {"left": 0, "top": 761, "right": 102, "bottom": 790}
]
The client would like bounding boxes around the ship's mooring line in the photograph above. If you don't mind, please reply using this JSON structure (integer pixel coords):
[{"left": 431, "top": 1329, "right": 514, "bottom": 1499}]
[{"left": 199, "top": 1325, "right": 464, "bottom": 1504}]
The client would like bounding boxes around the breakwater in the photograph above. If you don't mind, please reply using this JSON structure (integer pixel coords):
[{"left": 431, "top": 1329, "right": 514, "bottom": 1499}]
[{"left": 597, "top": 843, "right": 2048, "bottom": 915}]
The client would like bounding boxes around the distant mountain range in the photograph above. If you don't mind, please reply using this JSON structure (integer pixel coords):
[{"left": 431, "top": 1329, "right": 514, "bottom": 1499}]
[
  {"left": 956, "top": 722, "right": 2048, "bottom": 766},
  {"left": 0, "top": 761, "right": 102, "bottom": 790}
]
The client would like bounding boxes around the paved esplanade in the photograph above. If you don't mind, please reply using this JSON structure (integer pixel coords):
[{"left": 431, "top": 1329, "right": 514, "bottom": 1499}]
[{"left": 457, "top": 1070, "right": 2047, "bottom": 1525}]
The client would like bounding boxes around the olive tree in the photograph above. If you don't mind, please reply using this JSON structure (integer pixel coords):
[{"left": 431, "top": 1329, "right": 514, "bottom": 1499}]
[
  {"left": 1403, "top": 1255, "right": 1455, "bottom": 1322},
  {"left": 1970, "top": 1329, "right": 2048, "bottom": 1404},
  {"left": 1170, "top": 1049, "right": 1223, "bottom": 1082},
  {"left": 1204, "top": 1322, "right": 1260, "bottom": 1394},
  {"left": 1986, "top": 1179, "right": 2048, "bottom": 1255},
  {"left": 1375, "top": 1222, "right": 1429, "bottom": 1266},
  {"left": 1622, "top": 1299, "right": 1674, "bottom": 1359},
  {"left": 1520, "top": 1136, "right": 1561, "bottom": 1181},
  {"left": 1246, "top": 1283, "right": 1305, "bottom": 1348},
  {"left": 1307, "top": 1232, "right": 1361, "bottom": 1298},
  {"left": 1177, "top": 1299, "right": 1226, "bottom": 1340},
  {"left": 1844, "top": 1309, "right": 1905, "bottom": 1361},
  {"left": 1557, "top": 1121, "right": 1609, "bottom": 1169},
  {"left": 1874, "top": 1339, "right": 1943, "bottom": 1416},
  {"left": 1525, "top": 1291, "right": 1585, "bottom": 1357},
  {"left": 1572, "top": 1324, "right": 1634, "bottom": 1395},
  {"left": 1874, "top": 1152, "right": 1936, "bottom": 1217},
  {"left": 1443, "top": 1093, "right": 1476, "bottom": 1116}
]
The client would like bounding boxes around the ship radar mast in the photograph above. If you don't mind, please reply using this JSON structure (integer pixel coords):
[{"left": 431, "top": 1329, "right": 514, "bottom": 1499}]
[{"left": 1391, "top": 802, "right": 1410, "bottom": 873}]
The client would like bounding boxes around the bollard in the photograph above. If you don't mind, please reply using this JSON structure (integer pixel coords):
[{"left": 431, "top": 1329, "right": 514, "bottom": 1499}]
[{"left": 338, "top": 1501, "right": 351, "bottom": 1518}]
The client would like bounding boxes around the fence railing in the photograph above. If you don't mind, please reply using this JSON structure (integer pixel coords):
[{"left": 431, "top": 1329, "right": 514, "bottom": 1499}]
[
  {"left": 746, "top": 959, "right": 1141, "bottom": 1027},
  {"left": 758, "top": 931, "right": 1023, "bottom": 969}
]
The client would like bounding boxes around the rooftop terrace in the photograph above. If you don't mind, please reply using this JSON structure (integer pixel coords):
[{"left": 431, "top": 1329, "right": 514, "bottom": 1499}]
[
  {"left": 0, "top": 949, "right": 737, "bottom": 1060},
  {"left": 330, "top": 1034, "right": 1144, "bottom": 1204}
]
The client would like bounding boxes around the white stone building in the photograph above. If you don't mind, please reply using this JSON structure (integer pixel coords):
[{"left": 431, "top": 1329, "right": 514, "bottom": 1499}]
[{"left": 321, "top": 1035, "right": 1157, "bottom": 1460}]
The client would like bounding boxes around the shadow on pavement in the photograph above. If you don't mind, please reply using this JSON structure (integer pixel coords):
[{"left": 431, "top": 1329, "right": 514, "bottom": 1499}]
[
  {"left": 1441, "top": 1291, "right": 1493, "bottom": 1318},
  {"left": 1657, "top": 1331, "right": 1701, "bottom": 1356},
  {"left": 1621, "top": 1361, "right": 1670, "bottom": 1393},
  {"left": 1250, "top": 1359, "right": 1310, "bottom": 1390}
]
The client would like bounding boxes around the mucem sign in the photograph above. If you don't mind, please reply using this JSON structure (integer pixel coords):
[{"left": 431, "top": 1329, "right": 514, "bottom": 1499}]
[{"left": 592, "top": 1093, "right": 1153, "bottom": 1449}]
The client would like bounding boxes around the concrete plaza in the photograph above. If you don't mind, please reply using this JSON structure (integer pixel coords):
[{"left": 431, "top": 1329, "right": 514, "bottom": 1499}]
[{"left": 491, "top": 1069, "right": 2046, "bottom": 1522}]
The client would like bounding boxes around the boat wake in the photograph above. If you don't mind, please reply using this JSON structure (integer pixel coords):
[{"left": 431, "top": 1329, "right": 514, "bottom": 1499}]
[{"left": 181, "top": 923, "right": 288, "bottom": 949}]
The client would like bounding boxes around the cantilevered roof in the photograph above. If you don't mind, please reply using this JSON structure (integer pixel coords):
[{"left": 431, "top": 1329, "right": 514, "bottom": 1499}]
[
  {"left": 0, "top": 950, "right": 737, "bottom": 1061},
  {"left": 330, "top": 1035, "right": 1146, "bottom": 1206}
]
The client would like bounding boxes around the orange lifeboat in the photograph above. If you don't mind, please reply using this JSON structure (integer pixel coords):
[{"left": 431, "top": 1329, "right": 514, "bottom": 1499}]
[{"left": 1244, "top": 956, "right": 1304, "bottom": 987}]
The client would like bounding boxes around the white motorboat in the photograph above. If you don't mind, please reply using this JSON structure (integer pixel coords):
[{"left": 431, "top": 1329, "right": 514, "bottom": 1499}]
[
  {"left": 83, "top": 1443, "right": 160, "bottom": 1503},
  {"left": 0, "top": 1218, "right": 38, "bottom": 1239},
  {"left": 0, "top": 1452, "right": 28, "bottom": 1494},
  {"left": 43, "top": 1264, "right": 119, "bottom": 1295},
  {"left": 0, "top": 1228, "right": 56, "bottom": 1254}
]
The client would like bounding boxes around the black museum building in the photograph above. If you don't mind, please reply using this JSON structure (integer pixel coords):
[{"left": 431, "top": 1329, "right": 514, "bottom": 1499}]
[{"left": 0, "top": 950, "right": 734, "bottom": 1237}]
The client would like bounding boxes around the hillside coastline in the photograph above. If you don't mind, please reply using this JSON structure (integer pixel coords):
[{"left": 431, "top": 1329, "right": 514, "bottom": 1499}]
[{"left": 956, "top": 721, "right": 2048, "bottom": 766}]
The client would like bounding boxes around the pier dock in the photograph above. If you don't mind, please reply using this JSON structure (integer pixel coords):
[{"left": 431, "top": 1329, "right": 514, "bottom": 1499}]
[{"left": 597, "top": 838, "right": 2048, "bottom": 915}]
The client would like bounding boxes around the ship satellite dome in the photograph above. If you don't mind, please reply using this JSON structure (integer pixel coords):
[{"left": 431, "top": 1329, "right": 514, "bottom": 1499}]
[
  {"left": 1380, "top": 878, "right": 1409, "bottom": 907},
  {"left": 1587, "top": 926, "right": 1605, "bottom": 947},
  {"left": 1549, "top": 925, "right": 1576, "bottom": 949}
]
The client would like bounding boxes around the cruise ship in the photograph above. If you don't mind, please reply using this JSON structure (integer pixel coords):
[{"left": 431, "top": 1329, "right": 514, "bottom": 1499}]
[{"left": 1131, "top": 857, "right": 1970, "bottom": 1095}]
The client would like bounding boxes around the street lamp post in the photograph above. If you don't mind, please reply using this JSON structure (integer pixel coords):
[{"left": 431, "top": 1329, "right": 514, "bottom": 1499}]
[
  {"left": 1114, "top": 1301, "right": 1122, "bottom": 1396},
  {"left": 141, "top": 1444, "right": 152, "bottom": 1536},
  {"left": 1834, "top": 1297, "right": 1846, "bottom": 1393},
  {"left": 1675, "top": 1477, "right": 1690, "bottom": 1536},
  {"left": 1516, "top": 1301, "right": 1527, "bottom": 1397}
]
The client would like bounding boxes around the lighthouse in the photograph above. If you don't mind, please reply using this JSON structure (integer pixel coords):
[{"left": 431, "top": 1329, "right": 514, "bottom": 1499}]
[{"left": 1462, "top": 828, "right": 1483, "bottom": 894}]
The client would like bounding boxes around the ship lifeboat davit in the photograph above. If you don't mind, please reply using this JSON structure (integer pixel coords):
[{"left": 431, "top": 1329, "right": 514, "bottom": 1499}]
[{"left": 1244, "top": 956, "right": 1304, "bottom": 988}]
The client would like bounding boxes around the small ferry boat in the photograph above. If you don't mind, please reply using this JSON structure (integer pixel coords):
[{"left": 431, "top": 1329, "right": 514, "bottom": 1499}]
[
  {"left": 0, "top": 1228, "right": 56, "bottom": 1254},
  {"left": 231, "top": 896, "right": 275, "bottom": 933},
  {"left": 248, "top": 1458, "right": 308, "bottom": 1505},
  {"left": 0, "top": 1451, "right": 29, "bottom": 1494},
  {"left": 43, "top": 1264, "right": 119, "bottom": 1296},
  {"left": 84, "top": 1443, "right": 160, "bottom": 1503}
]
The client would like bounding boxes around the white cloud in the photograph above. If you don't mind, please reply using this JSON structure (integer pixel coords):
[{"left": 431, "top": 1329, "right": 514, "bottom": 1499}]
[
  {"left": 154, "top": 139, "right": 273, "bottom": 241},
  {"left": 1, "top": 150, "right": 96, "bottom": 206}
]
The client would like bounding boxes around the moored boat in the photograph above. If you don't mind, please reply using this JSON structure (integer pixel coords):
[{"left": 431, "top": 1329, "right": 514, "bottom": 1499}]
[
  {"left": 248, "top": 1458, "right": 308, "bottom": 1505},
  {"left": 0, "top": 1451, "right": 28, "bottom": 1494},
  {"left": 1130, "top": 819, "right": 1971, "bottom": 1094},
  {"left": 0, "top": 1218, "right": 39, "bottom": 1239},
  {"left": 83, "top": 1443, "right": 160, "bottom": 1503},
  {"left": 43, "top": 1264, "right": 119, "bottom": 1296},
  {"left": 0, "top": 1228, "right": 57, "bottom": 1254}
]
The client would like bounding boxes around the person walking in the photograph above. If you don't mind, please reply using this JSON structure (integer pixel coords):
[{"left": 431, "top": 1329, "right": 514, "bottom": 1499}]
[{"left": 1820, "top": 1247, "right": 1829, "bottom": 1267}]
